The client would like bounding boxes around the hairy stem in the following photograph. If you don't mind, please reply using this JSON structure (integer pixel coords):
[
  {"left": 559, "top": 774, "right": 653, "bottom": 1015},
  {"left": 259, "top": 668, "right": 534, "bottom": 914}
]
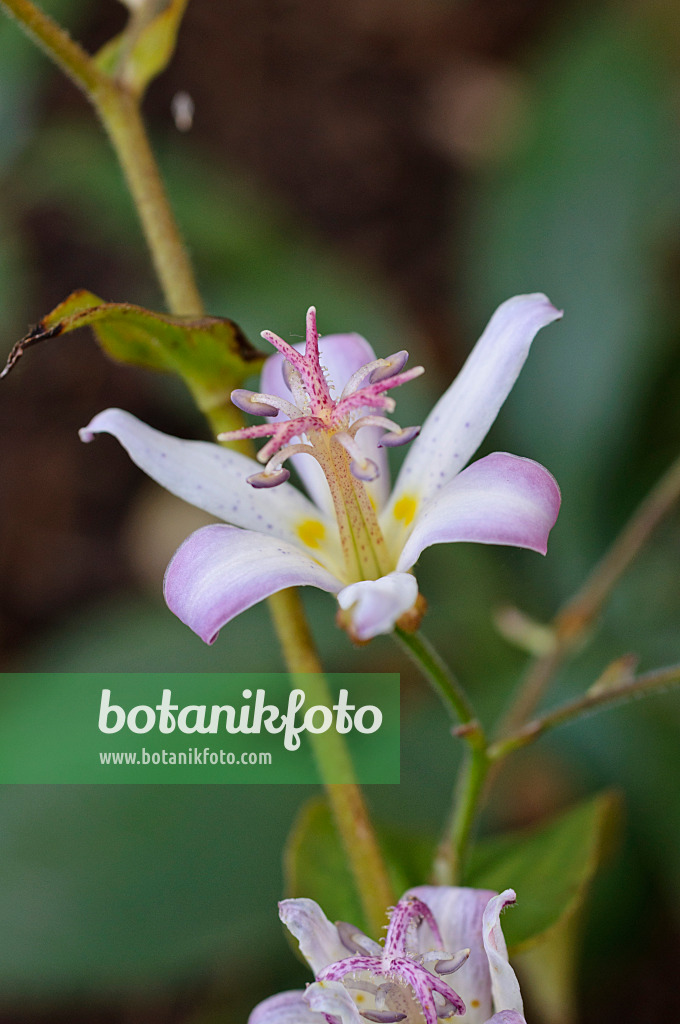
[{"left": 394, "top": 628, "right": 477, "bottom": 726}]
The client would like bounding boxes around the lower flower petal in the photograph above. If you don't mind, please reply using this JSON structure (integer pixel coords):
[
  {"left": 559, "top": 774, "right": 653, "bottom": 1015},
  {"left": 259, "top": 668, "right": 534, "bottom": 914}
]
[
  {"left": 279, "top": 898, "right": 353, "bottom": 975},
  {"left": 482, "top": 891, "right": 524, "bottom": 1016},
  {"left": 337, "top": 572, "right": 418, "bottom": 640},
  {"left": 164, "top": 525, "right": 342, "bottom": 644},
  {"left": 249, "top": 991, "right": 324, "bottom": 1024},
  {"left": 406, "top": 886, "right": 496, "bottom": 1024},
  {"left": 396, "top": 453, "right": 560, "bottom": 572}
]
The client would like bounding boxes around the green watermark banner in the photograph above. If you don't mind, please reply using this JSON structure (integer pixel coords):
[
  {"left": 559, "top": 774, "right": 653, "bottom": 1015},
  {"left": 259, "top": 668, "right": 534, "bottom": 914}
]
[{"left": 0, "top": 673, "right": 400, "bottom": 783}]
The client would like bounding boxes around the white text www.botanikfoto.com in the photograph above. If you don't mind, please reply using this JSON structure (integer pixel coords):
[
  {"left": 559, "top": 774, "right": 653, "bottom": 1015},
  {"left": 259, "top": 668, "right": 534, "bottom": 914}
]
[{"left": 99, "top": 748, "right": 273, "bottom": 766}]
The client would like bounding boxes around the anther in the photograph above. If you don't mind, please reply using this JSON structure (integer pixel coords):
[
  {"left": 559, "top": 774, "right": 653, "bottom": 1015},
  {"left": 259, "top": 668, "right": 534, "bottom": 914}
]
[
  {"left": 369, "top": 351, "right": 409, "bottom": 383},
  {"left": 231, "top": 389, "right": 280, "bottom": 417},
  {"left": 434, "top": 949, "right": 470, "bottom": 976},
  {"left": 336, "top": 920, "right": 378, "bottom": 956},
  {"left": 433, "top": 995, "right": 458, "bottom": 1020},
  {"left": 351, "top": 458, "right": 379, "bottom": 482},
  {"left": 378, "top": 426, "right": 421, "bottom": 448},
  {"left": 246, "top": 467, "right": 290, "bottom": 488}
]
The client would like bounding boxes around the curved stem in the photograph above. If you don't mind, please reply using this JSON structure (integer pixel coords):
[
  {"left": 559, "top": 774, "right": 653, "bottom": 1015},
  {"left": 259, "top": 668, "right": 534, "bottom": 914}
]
[{"left": 394, "top": 628, "right": 478, "bottom": 727}]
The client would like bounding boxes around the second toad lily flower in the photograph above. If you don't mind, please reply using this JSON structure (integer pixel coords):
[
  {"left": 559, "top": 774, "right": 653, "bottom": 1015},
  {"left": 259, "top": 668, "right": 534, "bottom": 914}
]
[
  {"left": 249, "top": 888, "right": 526, "bottom": 1024},
  {"left": 80, "top": 294, "right": 562, "bottom": 642}
]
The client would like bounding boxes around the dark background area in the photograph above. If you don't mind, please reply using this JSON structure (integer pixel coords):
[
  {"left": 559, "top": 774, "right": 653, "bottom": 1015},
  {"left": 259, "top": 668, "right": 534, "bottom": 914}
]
[{"left": 0, "top": 0, "right": 680, "bottom": 1021}]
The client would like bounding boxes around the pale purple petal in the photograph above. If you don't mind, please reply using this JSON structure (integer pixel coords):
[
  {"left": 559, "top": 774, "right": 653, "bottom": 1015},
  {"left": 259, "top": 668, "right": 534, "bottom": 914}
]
[
  {"left": 388, "top": 295, "right": 562, "bottom": 512},
  {"left": 483, "top": 891, "right": 523, "bottom": 1016},
  {"left": 261, "top": 334, "right": 390, "bottom": 513},
  {"left": 305, "top": 980, "right": 364, "bottom": 1024},
  {"left": 80, "top": 409, "right": 342, "bottom": 571},
  {"left": 163, "top": 525, "right": 341, "bottom": 644},
  {"left": 484, "top": 1013, "right": 526, "bottom": 1024},
  {"left": 249, "top": 991, "right": 324, "bottom": 1024},
  {"left": 337, "top": 572, "right": 418, "bottom": 640},
  {"left": 395, "top": 453, "right": 560, "bottom": 573},
  {"left": 406, "top": 886, "right": 496, "bottom": 1024},
  {"left": 279, "top": 899, "right": 352, "bottom": 975}
]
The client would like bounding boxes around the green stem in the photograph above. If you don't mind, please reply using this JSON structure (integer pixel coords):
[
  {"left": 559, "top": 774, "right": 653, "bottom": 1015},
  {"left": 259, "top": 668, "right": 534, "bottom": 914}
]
[
  {"left": 500, "top": 449, "right": 680, "bottom": 736},
  {"left": 0, "top": 0, "right": 395, "bottom": 931},
  {"left": 394, "top": 628, "right": 478, "bottom": 727},
  {"left": 393, "top": 628, "right": 489, "bottom": 885},
  {"left": 433, "top": 745, "right": 490, "bottom": 885},
  {"left": 94, "top": 87, "right": 204, "bottom": 316},
  {"left": 489, "top": 661, "right": 680, "bottom": 761}
]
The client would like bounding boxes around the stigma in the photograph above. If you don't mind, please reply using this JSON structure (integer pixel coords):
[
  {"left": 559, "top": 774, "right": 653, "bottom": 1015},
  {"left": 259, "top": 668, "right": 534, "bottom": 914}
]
[{"left": 218, "top": 307, "right": 423, "bottom": 488}]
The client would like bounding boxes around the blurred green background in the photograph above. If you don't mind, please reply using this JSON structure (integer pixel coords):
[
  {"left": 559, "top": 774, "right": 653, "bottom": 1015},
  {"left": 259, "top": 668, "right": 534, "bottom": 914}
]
[{"left": 0, "top": 0, "right": 679, "bottom": 1021}]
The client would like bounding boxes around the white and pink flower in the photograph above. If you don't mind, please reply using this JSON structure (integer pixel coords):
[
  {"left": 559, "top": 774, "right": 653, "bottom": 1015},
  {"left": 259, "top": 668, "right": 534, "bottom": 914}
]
[
  {"left": 80, "top": 294, "right": 562, "bottom": 642},
  {"left": 250, "top": 888, "right": 526, "bottom": 1024}
]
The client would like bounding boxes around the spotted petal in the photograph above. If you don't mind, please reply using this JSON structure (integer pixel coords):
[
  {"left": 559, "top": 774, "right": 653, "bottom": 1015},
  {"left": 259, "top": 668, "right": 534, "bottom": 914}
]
[
  {"left": 164, "top": 525, "right": 341, "bottom": 644},
  {"left": 261, "top": 334, "right": 390, "bottom": 514},
  {"left": 249, "top": 991, "right": 323, "bottom": 1024},
  {"left": 394, "top": 453, "right": 561, "bottom": 572},
  {"left": 80, "top": 408, "right": 344, "bottom": 576},
  {"left": 406, "top": 886, "right": 497, "bottom": 1024},
  {"left": 337, "top": 572, "right": 419, "bottom": 640},
  {"left": 387, "top": 294, "right": 562, "bottom": 515}
]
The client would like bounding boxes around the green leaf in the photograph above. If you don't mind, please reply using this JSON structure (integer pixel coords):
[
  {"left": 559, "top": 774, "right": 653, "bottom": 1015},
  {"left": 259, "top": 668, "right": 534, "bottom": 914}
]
[
  {"left": 94, "top": 0, "right": 190, "bottom": 98},
  {"left": 2, "top": 289, "right": 264, "bottom": 435},
  {"left": 467, "top": 791, "right": 620, "bottom": 950}
]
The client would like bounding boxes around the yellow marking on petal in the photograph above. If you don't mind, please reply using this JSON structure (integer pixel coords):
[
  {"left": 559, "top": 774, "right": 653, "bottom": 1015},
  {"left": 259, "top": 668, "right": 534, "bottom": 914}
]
[
  {"left": 297, "top": 519, "right": 326, "bottom": 549},
  {"left": 470, "top": 1000, "right": 480, "bottom": 1009},
  {"left": 393, "top": 495, "right": 417, "bottom": 526}
]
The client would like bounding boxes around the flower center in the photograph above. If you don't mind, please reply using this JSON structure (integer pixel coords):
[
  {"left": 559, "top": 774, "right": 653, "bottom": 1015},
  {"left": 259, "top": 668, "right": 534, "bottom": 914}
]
[{"left": 218, "top": 307, "right": 424, "bottom": 584}]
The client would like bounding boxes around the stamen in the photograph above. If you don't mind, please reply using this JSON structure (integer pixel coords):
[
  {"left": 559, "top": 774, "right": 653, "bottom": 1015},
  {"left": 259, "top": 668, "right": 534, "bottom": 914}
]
[
  {"left": 230, "top": 389, "right": 300, "bottom": 419},
  {"left": 434, "top": 950, "right": 470, "bottom": 976},
  {"left": 246, "top": 467, "right": 290, "bottom": 488},
  {"left": 336, "top": 921, "right": 380, "bottom": 957},
  {"left": 334, "top": 432, "right": 379, "bottom": 481},
  {"left": 369, "top": 351, "right": 409, "bottom": 383},
  {"left": 378, "top": 426, "right": 421, "bottom": 448}
]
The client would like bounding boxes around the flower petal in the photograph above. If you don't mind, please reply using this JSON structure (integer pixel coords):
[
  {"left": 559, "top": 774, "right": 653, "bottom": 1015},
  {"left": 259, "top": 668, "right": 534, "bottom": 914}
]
[
  {"left": 249, "top": 991, "right": 324, "bottom": 1024},
  {"left": 279, "top": 898, "right": 350, "bottom": 975},
  {"left": 337, "top": 572, "right": 419, "bottom": 640},
  {"left": 395, "top": 453, "right": 560, "bottom": 572},
  {"left": 405, "top": 886, "right": 496, "bottom": 1024},
  {"left": 484, "top": 1013, "right": 526, "bottom": 1024},
  {"left": 80, "top": 408, "right": 343, "bottom": 576},
  {"left": 387, "top": 295, "right": 562, "bottom": 513},
  {"left": 483, "top": 891, "right": 523, "bottom": 1016},
  {"left": 261, "top": 334, "right": 390, "bottom": 513},
  {"left": 164, "top": 525, "right": 341, "bottom": 644},
  {"left": 305, "top": 980, "right": 364, "bottom": 1024}
]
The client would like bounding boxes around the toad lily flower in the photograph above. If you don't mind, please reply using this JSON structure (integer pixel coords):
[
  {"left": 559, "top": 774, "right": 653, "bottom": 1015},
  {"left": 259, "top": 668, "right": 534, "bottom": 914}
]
[
  {"left": 80, "top": 295, "right": 561, "bottom": 642},
  {"left": 249, "top": 888, "right": 526, "bottom": 1024}
]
